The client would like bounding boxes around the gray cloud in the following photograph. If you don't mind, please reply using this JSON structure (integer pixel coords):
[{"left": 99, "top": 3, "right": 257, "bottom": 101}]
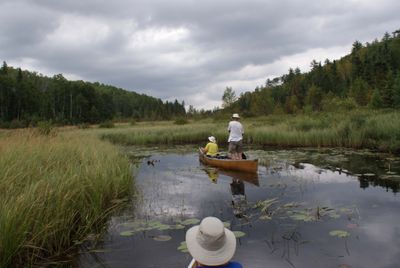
[{"left": 1, "top": 0, "right": 400, "bottom": 109}]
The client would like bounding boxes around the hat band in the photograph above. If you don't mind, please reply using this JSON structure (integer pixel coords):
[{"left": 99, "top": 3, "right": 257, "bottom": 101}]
[{"left": 196, "top": 230, "right": 226, "bottom": 251}]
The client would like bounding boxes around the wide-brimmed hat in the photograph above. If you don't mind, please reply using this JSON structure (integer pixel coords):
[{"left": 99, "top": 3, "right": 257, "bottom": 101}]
[
  {"left": 208, "top": 136, "right": 216, "bottom": 143},
  {"left": 186, "top": 217, "right": 236, "bottom": 266},
  {"left": 232, "top": 113, "right": 240, "bottom": 119}
]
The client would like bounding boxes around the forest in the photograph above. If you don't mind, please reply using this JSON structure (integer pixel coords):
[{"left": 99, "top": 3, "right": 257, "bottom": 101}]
[
  {"left": 0, "top": 64, "right": 186, "bottom": 128},
  {"left": 219, "top": 30, "right": 400, "bottom": 116},
  {"left": 2, "top": 30, "right": 400, "bottom": 127}
]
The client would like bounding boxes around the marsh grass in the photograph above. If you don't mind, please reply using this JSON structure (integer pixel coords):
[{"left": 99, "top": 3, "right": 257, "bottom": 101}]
[
  {"left": 100, "top": 110, "right": 400, "bottom": 152},
  {"left": 0, "top": 130, "right": 132, "bottom": 267}
]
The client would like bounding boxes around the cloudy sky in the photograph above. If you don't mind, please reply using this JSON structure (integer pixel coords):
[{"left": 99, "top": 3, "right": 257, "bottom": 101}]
[{"left": 1, "top": 0, "right": 400, "bottom": 109}]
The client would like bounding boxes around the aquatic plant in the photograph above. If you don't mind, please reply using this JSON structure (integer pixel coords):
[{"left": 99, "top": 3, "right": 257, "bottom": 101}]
[
  {"left": 99, "top": 110, "right": 400, "bottom": 153},
  {"left": 0, "top": 130, "right": 132, "bottom": 267}
]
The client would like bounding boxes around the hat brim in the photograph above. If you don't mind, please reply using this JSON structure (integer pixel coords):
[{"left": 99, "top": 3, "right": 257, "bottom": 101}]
[{"left": 186, "top": 226, "right": 236, "bottom": 266}]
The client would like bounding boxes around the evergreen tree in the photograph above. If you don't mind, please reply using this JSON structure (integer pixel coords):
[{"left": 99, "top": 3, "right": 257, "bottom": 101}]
[
  {"left": 393, "top": 72, "right": 400, "bottom": 108},
  {"left": 370, "top": 89, "right": 383, "bottom": 108},
  {"left": 349, "top": 78, "right": 369, "bottom": 106},
  {"left": 222, "top": 87, "right": 236, "bottom": 108},
  {"left": 305, "top": 84, "right": 323, "bottom": 111}
]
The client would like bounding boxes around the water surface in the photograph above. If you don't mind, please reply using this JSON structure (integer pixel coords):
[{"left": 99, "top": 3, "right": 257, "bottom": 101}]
[{"left": 77, "top": 147, "right": 400, "bottom": 268}]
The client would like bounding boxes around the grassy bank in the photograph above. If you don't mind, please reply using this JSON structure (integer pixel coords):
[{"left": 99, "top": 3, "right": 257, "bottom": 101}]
[
  {"left": 0, "top": 130, "right": 133, "bottom": 267},
  {"left": 100, "top": 110, "right": 400, "bottom": 153}
]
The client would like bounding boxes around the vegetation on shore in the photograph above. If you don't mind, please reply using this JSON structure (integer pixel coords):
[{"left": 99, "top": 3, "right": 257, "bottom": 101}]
[
  {"left": 0, "top": 130, "right": 133, "bottom": 267},
  {"left": 101, "top": 110, "right": 400, "bottom": 153}
]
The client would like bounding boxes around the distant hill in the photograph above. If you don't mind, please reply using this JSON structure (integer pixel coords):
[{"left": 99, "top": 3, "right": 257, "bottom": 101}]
[
  {"left": 0, "top": 64, "right": 186, "bottom": 127},
  {"left": 221, "top": 30, "right": 400, "bottom": 116}
]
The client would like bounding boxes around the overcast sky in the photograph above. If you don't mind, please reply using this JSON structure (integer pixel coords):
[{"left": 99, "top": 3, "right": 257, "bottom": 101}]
[{"left": 1, "top": 0, "right": 399, "bottom": 109}]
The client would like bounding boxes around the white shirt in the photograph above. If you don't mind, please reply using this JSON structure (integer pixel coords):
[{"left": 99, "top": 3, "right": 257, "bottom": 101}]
[{"left": 228, "top": 120, "right": 244, "bottom": 142}]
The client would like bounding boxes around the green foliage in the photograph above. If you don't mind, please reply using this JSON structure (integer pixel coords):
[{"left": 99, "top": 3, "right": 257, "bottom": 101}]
[
  {"left": 349, "top": 78, "right": 370, "bottom": 106},
  {"left": 101, "top": 111, "right": 400, "bottom": 152},
  {"left": 370, "top": 89, "right": 383, "bottom": 108},
  {"left": 0, "top": 132, "right": 132, "bottom": 266},
  {"left": 77, "top": 123, "right": 90, "bottom": 129},
  {"left": 223, "top": 31, "right": 400, "bottom": 117},
  {"left": 174, "top": 117, "right": 189, "bottom": 125},
  {"left": 37, "top": 121, "right": 54, "bottom": 136},
  {"left": 99, "top": 121, "right": 115, "bottom": 128},
  {"left": 305, "top": 84, "right": 323, "bottom": 111},
  {"left": 393, "top": 72, "right": 400, "bottom": 108},
  {"left": 8, "top": 120, "right": 26, "bottom": 129},
  {"left": 222, "top": 87, "right": 236, "bottom": 108},
  {"left": 0, "top": 63, "right": 186, "bottom": 126}
]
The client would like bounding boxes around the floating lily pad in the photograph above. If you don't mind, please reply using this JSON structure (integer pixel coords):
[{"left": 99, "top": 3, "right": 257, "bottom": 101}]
[
  {"left": 289, "top": 210, "right": 314, "bottom": 222},
  {"left": 223, "top": 221, "right": 231, "bottom": 228},
  {"left": 147, "top": 221, "right": 171, "bottom": 230},
  {"left": 233, "top": 231, "right": 246, "bottom": 238},
  {"left": 177, "top": 241, "right": 188, "bottom": 253},
  {"left": 153, "top": 235, "right": 172, "bottom": 242},
  {"left": 120, "top": 230, "right": 136, "bottom": 237},
  {"left": 329, "top": 230, "right": 350, "bottom": 238},
  {"left": 171, "top": 224, "right": 185, "bottom": 230},
  {"left": 181, "top": 218, "right": 200, "bottom": 225}
]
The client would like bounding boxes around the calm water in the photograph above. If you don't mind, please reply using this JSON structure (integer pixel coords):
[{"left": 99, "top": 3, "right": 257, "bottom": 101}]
[{"left": 76, "top": 147, "right": 400, "bottom": 268}]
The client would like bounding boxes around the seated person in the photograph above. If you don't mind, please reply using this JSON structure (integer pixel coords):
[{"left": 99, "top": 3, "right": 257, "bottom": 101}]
[
  {"left": 201, "top": 136, "right": 219, "bottom": 157},
  {"left": 186, "top": 217, "right": 243, "bottom": 268}
]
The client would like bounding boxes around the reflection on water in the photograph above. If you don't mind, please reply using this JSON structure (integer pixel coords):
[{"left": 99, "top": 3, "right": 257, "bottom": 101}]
[{"left": 77, "top": 147, "right": 400, "bottom": 268}]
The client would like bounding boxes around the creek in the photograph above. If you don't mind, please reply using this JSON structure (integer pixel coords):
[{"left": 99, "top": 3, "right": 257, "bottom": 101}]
[{"left": 75, "top": 146, "right": 400, "bottom": 268}]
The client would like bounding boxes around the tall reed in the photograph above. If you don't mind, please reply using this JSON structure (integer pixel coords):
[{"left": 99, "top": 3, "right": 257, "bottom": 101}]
[
  {"left": 0, "top": 130, "right": 132, "bottom": 267},
  {"left": 100, "top": 110, "right": 400, "bottom": 152}
]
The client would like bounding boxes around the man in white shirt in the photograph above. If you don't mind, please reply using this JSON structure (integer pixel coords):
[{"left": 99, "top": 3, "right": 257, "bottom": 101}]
[{"left": 227, "top": 113, "right": 244, "bottom": 160}]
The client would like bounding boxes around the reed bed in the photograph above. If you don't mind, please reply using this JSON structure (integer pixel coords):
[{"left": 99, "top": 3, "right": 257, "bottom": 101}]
[
  {"left": 101, "top": 110, "right": 400, "bottom": 153},
  {"left": 0, "top": 130, "right": 132, "bottom": 267}
]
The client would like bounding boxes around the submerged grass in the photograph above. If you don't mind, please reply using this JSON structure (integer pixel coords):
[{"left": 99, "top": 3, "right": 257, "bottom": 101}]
[
  {"left": 0, "top": 130, "right": 132, "bottom": 267},
  {"left": 101, "top": 110, "right": 400, "bottom": 153}
]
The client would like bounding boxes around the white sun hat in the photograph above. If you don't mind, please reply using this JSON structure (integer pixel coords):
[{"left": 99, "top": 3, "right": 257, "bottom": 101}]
[
  {"left": 186, "top": 217, "right": 236, "bottom": 266},
  {"left": 208, "top": 136, "right": 216, "bottom": 143},
  {"left": 232, "top": 113, "right": 240, "bottom": 118}
]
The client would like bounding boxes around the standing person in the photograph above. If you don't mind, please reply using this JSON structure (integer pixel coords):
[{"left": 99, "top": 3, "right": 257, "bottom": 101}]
[
  {"left": 227, "top": 113, "right": 244, "bottom": 160},
  {"left": 186, "top": 217, "right": 243, "bottom": 268}
]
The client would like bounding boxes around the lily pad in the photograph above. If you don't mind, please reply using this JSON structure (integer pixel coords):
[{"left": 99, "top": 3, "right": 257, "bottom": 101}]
[
  {"left": 288, "top": 210, "right": 314, "bottom": 222},
  {"left": 120, "top": 230, "right": 136, "bottom": 237},
  {"left": 329, "top": 230, "right": 350, "bottom": 238},
  {"left": 153, "top": 235, "right": 172, "bottom": 242},
  {"left": 178, "top": 241, "right": 189, "bottom": 253},
  {"left": 181, "top": 218, "right": 200, "bottom": 225},
  {"left": 233, "top": 231, "right": 246, "bottom": 238},
  {"left": 171, "top": 224, "right": 185, "bottom": 230},
  {"left": 223, "top": 221, "right": 231, "bottom": 228}
]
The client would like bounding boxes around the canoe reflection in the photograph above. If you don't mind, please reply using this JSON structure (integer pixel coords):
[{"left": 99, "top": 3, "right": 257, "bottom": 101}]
[
  {"left": 202, "top": 166, "right": 259, "bottom": 186},
  {"left": 202, "top": 166, "right": 259, "bottom": 218}
]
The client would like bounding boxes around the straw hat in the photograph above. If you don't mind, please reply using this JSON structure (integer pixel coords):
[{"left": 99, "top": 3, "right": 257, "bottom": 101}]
[
  {"left": 186, "top": 217, "right": 236, "bottom": 266},
  {"left": 232, "top": 113, "right": 240, "bottom": 119},
  {"left": 208, "top": 136, "right": 216, "bottom": 143}
]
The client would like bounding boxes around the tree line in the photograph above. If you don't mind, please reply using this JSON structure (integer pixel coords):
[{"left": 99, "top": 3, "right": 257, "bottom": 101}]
[
  {"left": 0, "top": 63, "right": 186, "bottom": 127},
  {"left": 220, "top": 30, "right": 400, "bottom": 116}
]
